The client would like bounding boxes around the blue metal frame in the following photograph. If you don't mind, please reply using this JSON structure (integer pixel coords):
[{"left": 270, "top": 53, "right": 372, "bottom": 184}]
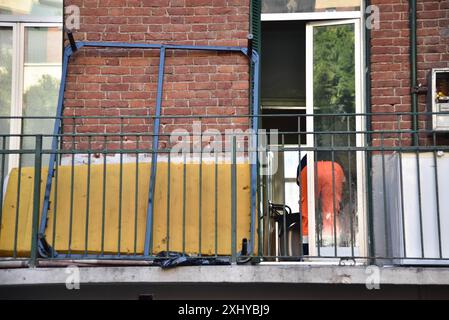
[
  {"left": 37, "top": 41, "right": 260, "bottom": 259},
  {"left": 144, "top": 46, "right": 166, "bottom": 257}
]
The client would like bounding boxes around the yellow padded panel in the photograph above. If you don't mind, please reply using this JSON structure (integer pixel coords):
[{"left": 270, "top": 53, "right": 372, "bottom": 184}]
[{"left": 0, "top": 162, "right": 253, "bottom": 257}]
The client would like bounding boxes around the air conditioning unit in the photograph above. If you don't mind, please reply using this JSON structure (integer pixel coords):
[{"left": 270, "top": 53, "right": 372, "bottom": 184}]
[{"left": 384, "top": 152, "right": 449, "bottom": 265}]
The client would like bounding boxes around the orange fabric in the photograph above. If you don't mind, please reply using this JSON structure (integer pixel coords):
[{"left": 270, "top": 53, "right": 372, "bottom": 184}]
[
  {"left": 298, "top": 162, "right": 345, "bottom": 237},
  {"left": 300, "top": 167, "right": 309, "bottom": 236}
]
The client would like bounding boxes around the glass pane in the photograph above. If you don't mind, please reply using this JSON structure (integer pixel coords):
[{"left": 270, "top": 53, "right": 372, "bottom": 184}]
[
  {"left": 262, "top": 0, "right": 360, "bottom": 14},
  {"left": 0, "top": 0, "right": 63, "bottom": 17},
  {"left": 22, "top": 26, "right": 62, "bottom": 167},
  {"left": 0, "top": 26, "right": 12, "bottom": 178},
  {"left": 312, "top": 23, "right": 357, "bottom": 254},
  {"left": 261, "top": 21, "right": 306, "bottom": 108}
]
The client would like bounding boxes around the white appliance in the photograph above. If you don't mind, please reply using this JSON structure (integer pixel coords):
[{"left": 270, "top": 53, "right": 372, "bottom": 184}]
[{"left": 385, "top": 152, "right": 449, "bottom": 265}]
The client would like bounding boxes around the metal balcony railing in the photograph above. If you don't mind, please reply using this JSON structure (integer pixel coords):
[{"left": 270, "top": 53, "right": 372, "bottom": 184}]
[{"left": 1, "top": 112, "right": 448, "bottom": 267}]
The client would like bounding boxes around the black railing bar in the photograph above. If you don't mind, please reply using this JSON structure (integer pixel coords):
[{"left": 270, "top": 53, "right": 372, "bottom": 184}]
[
  {"left": 231, "top": 136, "right": 237, "bottom": 263},
  {"left": 313, "top": 134, "right": 321, "bottom": 257},
  {"left": 12, "top": 137, "right": 24, "bottom": 259},
  {"left": 182, "top": 152, "right": 187, "bottom": 256},
  {"left": 346, "top": 117, "right": 355, "bottom": 258},
  {"left": 117, "top": 120, "right": 125, "bottom": 256},
  {"left": 18, "top": 254, "right": 449, "bottom": 262},
  {"left": 297, "top": 125, "right": 304, "bottom": 258},
  {"left": 271, "top": 146, "right": 449, "bottom": 152},
  {"left": 331, "top": 136, "right": 338, "bottom": 257},
  {"left": 6, "top": 130, "right": 436, "bottom": 139},
  {"left": 1, "top": 111, "right": 449, "bottom": 120},
  {"left": 133, "top": 138, "right": 140, "bottom": 256},
  {"left": 260, "top": 255, "right": 449, "bottom": 261},
  {"left": 100, "top": 135, "right": 108, "bottom": 256},
  {"left": 380, "top": 134, "right": 391, "bottom": 258},
  {"left": 214, "top": 151, "right": 219, "bottom": 258},
  {"left": 35, "top": 255, "right": 234, "bottom": 262},
  {"left": 67, "top": 125, "right": 76, "bottom": 256},
  {"left": 415, "top": 143, "right": 425, "bottom": 259},
  {"left": 0, "top": 128, "right": 438, "bottom": 138},
  {"left": 2, "top": 145, "right": 449, "bottom": 156},
  {"left": 29, "top": 135, "right": 43, "bottom": 267},
  {"left": 397, "top": 132, "right": 407, "bottom": 258},
  {"left": 84, "top": 136, "right": 92, "bottom": 257},
  {"left": 166, "top": 152, "right": 171, "bottom": 256},
  {"left": 432, "top": 133, "right": 443, "bottom": 259},
  {"left": 0, "top": 138, "right": 6, "bottom": 240},
  {"left": 281, "top": 134, "right": 288, "bottom": 258},
  {"left": 198, "top": 133, "right": 203, "bottom": 257}
]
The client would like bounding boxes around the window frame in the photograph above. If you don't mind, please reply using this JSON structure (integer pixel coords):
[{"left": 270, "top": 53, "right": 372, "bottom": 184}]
[
  {"left": 306, "top": 18, "right": 367, "bottom": 260},
  {"left": 260, "top": 9, "right": 368, "bottom": 262},
  {"left": 0, "top": 15, "right": 62, "bottom": 23},
  {"left": 0, "top": 21, "right": 62, "bottom": 172}
]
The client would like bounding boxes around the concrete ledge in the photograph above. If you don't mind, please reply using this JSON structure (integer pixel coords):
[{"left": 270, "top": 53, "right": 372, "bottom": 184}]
[{"left": 1, "top": 265, "right": 449, "bottom": 286}]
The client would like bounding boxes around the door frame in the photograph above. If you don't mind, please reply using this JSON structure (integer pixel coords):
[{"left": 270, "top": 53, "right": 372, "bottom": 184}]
[
  {"left": 260, "top": 11, "right": 368, "bottom": 260},
  {"left": 305, "top": 18, "right": 367, "bottom": 259}
]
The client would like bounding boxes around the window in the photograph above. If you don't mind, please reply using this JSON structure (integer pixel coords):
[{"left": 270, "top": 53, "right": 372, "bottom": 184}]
[
  {"left": 262, "top": 0, "right": 361, "bottom": 14},
  {"left": 261, "top": 6, "right": 366, "bottom": 259},
  {"left": 0, "top": 3, "right": 63, "bottom": 173},
  {"left": 0, "top": 26, "right": 13, "bottom": 175}
]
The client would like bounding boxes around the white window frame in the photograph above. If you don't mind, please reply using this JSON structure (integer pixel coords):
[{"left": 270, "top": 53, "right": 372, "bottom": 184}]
[
  {"left": 0, "top": 15, "right": 62, "bottom": 23},
  {"left": 0, "top": 22, "right": 20, "bottom": 172}
]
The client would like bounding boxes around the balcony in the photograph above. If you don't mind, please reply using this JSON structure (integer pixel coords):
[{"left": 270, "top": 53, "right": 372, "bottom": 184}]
[{"left": 0, "top": 112, "right": 448, "bottom": 271}]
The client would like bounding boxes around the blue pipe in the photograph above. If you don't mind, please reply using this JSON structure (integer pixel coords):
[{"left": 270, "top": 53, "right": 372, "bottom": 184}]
[
  {"left": 250, "top": 52, "right": 260, "bottom": 255},
  {"left": 78, "top": 41, "right": 244, "bottom": 53},
  {"left": 144, "top": 47, "right": 166, "bottom": 257},
  {"left": 38, "top": 46, "right": 72, "bottom": 257}
]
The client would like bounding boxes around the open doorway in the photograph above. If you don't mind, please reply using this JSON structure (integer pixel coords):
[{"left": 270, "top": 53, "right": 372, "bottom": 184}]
[{"left": 261, "top": 18, "right": 366, "bottom": 260}]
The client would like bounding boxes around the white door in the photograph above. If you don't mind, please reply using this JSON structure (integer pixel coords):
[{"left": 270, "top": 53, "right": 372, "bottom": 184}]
[{"left": 306, "top": 19, "right": 366, "bottom": 258}]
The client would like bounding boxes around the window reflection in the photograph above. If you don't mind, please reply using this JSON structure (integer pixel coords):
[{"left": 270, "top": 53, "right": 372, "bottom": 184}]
[
  {"left": 0, "top": 0, "right": 63, "bottom": 17},
  {"left": 0, "top": 27, "right": 13, "bottom": 174},
  {"left": 22, "top": 27, "right": 62, "bottom": 166},
  {"left": 262, "top": 0, "right": 360, "bottom": 14},
  {"left": 312, "top": 24, "right": 357, "bottom": 252}
]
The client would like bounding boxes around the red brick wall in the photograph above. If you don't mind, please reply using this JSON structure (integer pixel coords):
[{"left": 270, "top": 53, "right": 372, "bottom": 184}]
[
  {"left": 63, "top": 0, "right": 449, "bottom": 150},
  {"left": 416, "top": 0, "right": 449, "bottom": 145},
  {"left": 63, "top": 0, "right": 250, "bottom": 151},
  {"left": 370, "top": 0, "right": 449, "bottom": 147}
]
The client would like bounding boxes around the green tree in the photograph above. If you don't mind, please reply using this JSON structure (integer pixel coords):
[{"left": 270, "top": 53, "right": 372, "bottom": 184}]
[
  {"left": 22, "top": 74, "right": 60, "bottom": 166},
  {"left": 313, "top": 23, "right": 355, "bottom": 141},
  {"left": 0, "top": 48, "right": 12, "bottom": 174},
  {"left": 0, "top": 50, "right": 12, "bottom": 128},
  {"left": 23, "top": 74, "right": 59, "bottom": 117}
]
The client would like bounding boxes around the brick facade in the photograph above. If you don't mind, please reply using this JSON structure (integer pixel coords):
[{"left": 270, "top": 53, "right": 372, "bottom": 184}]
[
  {"left": 370, "top": 0, "right": 449, "bottom": 146},
  {"left": 63, "top": 0, "right": 250, "bottom": 151},
  {"left": 63, "top": 0, "right": 449, "bottom": 149}
]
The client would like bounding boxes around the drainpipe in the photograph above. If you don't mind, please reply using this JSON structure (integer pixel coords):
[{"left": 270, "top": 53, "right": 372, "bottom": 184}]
[
  {"left": 364, "top": 0, "right": 375, "bottom": 263},
  {"left": 410, "top": 0, "right": 418, "bottom": 146}
]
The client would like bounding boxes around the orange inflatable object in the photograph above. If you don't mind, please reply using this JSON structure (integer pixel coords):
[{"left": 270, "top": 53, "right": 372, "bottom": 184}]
[{"left": 298, "top": 161, "right": 346, "bottom": 237}]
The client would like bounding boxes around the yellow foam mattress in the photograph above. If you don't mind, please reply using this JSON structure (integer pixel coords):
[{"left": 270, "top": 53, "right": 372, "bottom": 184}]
[{"left": 0, "top": 162, "right": 253, "bottom": 257}]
